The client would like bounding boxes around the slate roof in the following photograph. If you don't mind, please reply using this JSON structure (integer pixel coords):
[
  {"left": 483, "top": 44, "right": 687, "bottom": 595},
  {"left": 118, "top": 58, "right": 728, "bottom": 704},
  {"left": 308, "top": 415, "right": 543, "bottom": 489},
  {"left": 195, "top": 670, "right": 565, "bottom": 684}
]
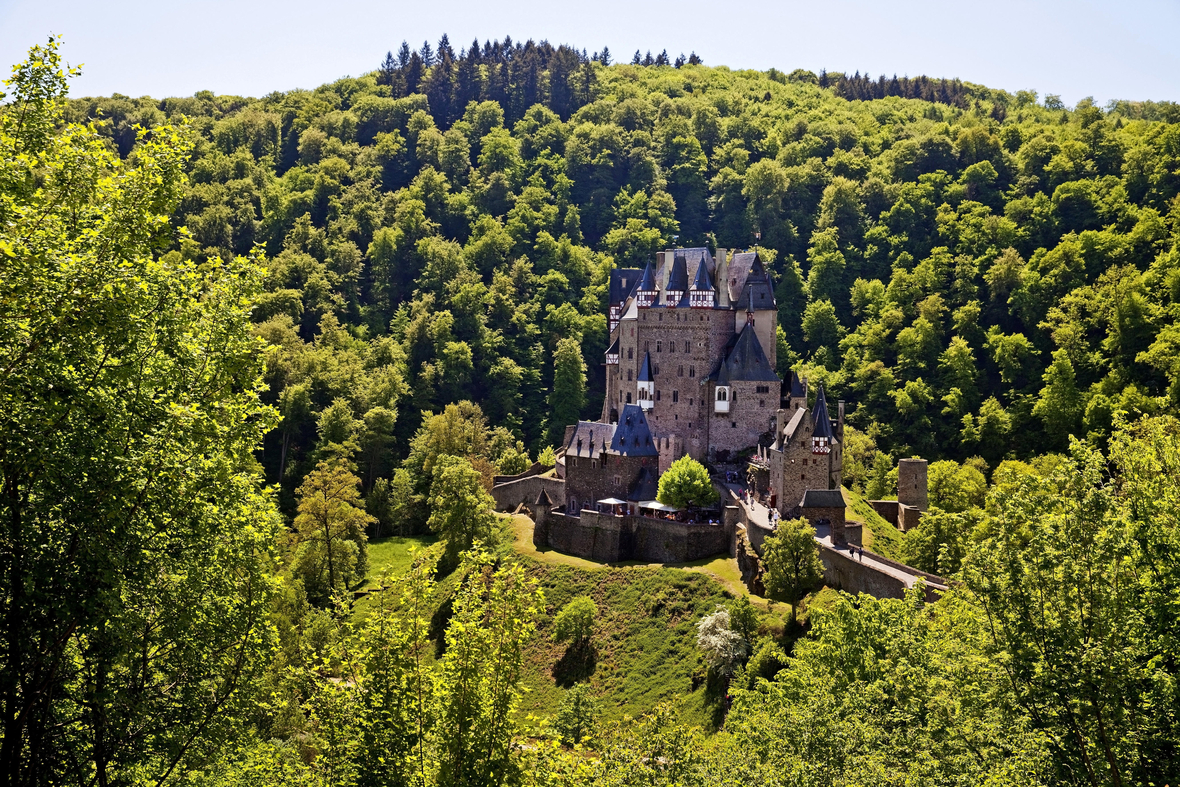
[
  {"left": 636, "top": 260, "right": 657, "bottom": 292},
  {"left": 812, "top": 386, "right": 835, "bottom": 440},
  {"left": 610, "top": 404, "right": 660, "bottom": 457},
  {"left": 628, "top": 465, "right": 659, "bottom": 501},
  {"left": 691, "top": 257, "right": 715, "bottom": 291},
  {"left": 666, "top": 254, "right": 689, "bottom": 292},
  {"left": 739, "top": 270, "right": 775, "bottom": 312},
  {"left": 609, "top": 268, "right": 643, "bottom": 305},
  {"left": 726, "top": 251, "right": 759, "bottom": 303},
  {"left": 638, "top": 352, "right": 655, "bottom": 382},
  {"left": 713, "top": 324, "right": 780, "bottom": 384},
  {"left": 566, "top": 420, "right": 616, "bottom": 458},
  {"left": 780, "top": 406, "right": 808, "bottom": 443},
  {"left": 801, "top": 489, "right": 845, "bottom": 508},
  {"left": 788, "top": 370, "right": 806, "bottom": 398},
  {"left": 605, "top": 337, "right": 619, "bottom": 358}
]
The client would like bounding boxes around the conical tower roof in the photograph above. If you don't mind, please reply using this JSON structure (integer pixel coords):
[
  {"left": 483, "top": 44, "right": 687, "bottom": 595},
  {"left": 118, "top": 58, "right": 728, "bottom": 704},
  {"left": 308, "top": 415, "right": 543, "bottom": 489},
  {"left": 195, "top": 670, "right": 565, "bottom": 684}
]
[
  {"left": 691, "top": 257, "right": 714, "bottom": 291},
  {"left": 637, "top": 260, "right": 656, "bottom": 292},
  {"left": 812, "top": 385, "right": 834, "bottom": 440},
  {"left": 638, "top": 351, "right": 655, "bottom": 382}
]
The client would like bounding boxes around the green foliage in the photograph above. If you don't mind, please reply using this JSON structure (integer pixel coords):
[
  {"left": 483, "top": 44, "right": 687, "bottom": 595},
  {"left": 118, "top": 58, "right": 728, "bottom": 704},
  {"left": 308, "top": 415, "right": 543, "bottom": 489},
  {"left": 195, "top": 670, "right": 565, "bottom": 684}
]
[
  {"left": 293, "top": 460, "right": 375, "bottom": 602},
  {"left": 926, "top": 458, "right": 988, "bottom": 512},
  {"left": 549, "top": 337, "right": 587, "bottom": 445},
  {"left": 427, "top": 454, "right": 497, "bottom": 561},
  {"left": 761, "top": 518, "right": 825, "bottom": 621},
  {"left": 726, "top": 595, "right": 758, "bottom": 644},
  {"left": 0, "top": 38, "right": 280, "bottom": 782},
  {"left": 554, "top": 683, "right": 600, "bottom": 746},
  {"left": 552, "top": 595, "right": 597, "bottom": 644},
  {"left": 657, "top": 455, "right": 719, "bottom": 509}
]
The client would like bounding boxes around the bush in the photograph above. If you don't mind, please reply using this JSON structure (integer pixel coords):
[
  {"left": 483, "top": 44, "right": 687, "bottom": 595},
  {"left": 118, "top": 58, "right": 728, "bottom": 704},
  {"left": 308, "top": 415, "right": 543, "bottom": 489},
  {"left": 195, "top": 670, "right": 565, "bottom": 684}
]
[{"left": 553, "top": 596, "right": 597, "bottom": 644}]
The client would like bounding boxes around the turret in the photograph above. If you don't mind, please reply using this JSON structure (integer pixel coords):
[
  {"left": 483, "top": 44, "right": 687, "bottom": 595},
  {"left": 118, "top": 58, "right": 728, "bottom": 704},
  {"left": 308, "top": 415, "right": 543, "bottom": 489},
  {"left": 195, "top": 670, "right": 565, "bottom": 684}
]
[
  {"left": 689, "top": 258, "right": 715, "bottom": 308},
  {"left": 635, "top": 260, "right": 657, "bottom": 308},
  {"left": 811, "top": 386, "right": 833, "bottom": 455}
]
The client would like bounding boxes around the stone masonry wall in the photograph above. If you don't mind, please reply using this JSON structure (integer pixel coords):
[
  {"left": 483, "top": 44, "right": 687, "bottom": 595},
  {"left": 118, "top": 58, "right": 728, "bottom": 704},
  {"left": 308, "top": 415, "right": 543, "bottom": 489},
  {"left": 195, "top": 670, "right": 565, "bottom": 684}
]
[
  {"left": 539, "top": 509, "right": 729, "bottom": 564},
  {"left": 491, "top": 474, "right": 566, "bottom": 512}
]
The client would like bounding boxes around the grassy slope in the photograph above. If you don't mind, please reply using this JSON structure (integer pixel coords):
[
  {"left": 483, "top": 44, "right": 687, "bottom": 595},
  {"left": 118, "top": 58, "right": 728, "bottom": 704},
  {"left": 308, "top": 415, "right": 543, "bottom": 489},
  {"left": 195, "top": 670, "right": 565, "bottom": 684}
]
[
  {"left": 362, "top": 534, "right": 438, "bottom": 588},
  {"left": 355, "top": 516, "right": 755, "bottom": 730},
  {"left": 844, "top": 487, "right": 906, "bottom": 561}
]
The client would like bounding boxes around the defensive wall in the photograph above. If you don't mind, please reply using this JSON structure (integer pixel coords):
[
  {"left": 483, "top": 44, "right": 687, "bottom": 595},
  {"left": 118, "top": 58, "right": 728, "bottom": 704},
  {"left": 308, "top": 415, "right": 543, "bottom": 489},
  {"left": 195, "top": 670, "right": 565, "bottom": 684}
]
[
  {"left": 868, "top": 500, "right": 923, "bottom": 532},
  {"left": 540, "top": 509, "right": 731, "bottom": 564},
  {"left": 491, "top": 472, "right": 566, "bottom": 512},
  {"left": 817, "top": 542, "right": 945, "bottom": 602}
]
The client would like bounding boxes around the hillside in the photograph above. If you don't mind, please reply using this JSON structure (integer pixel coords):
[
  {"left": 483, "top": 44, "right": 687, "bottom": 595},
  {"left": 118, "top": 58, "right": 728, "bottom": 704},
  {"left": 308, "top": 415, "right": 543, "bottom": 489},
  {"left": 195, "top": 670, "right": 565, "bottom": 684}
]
[{"left": 63, "top": 39, "right": 1180, "bottom": 516}]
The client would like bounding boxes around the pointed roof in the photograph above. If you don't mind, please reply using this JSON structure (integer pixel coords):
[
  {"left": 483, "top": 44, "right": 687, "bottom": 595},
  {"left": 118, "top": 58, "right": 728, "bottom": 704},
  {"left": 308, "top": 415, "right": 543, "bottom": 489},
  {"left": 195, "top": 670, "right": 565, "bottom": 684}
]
[
  {"left": 627, "top": 465, "right": 659, "bottom": 501},
  {"left": 535, "top": 488, "right": 554, "bottom": 507},
  {"left": 691, "top": 257, "right": 714, "bottom": 291},
  {"left": 638, "top": 352, "right": 654, "bottom": 382},
  {"left": 812, "top": 386, "right": 835, "bottom": 440},
  {"left": 610, "top": 404, "right": 659, "bottom": 457},
  {"left": 637, "top": 260, "right": 657, "bottom": 292},
  {"left": 788, "top": 370, "right": 806, "bottom": 398},
  {"left": 666, "top": 254, "right": 689, "bottom": 292},
  {"left": 714, "top": 324, "right": 780, "bottom": 384},
  {"left": 606, "top": 337, "right": 619, "bottom": 357}
]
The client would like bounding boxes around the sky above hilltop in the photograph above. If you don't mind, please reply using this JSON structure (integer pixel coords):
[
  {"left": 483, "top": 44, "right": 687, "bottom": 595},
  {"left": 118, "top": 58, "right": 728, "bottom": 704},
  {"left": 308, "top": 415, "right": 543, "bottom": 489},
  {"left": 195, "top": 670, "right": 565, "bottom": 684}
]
[{"left": 2, "top": 0, "right": 1177, "bottom": 107}]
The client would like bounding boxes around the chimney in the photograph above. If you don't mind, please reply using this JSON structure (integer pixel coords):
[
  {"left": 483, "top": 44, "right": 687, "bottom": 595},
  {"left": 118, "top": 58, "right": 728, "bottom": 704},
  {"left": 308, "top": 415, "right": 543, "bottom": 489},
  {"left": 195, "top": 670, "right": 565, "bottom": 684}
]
[{"left": 837, "top": 400, "right": 845, "bottom": 439}]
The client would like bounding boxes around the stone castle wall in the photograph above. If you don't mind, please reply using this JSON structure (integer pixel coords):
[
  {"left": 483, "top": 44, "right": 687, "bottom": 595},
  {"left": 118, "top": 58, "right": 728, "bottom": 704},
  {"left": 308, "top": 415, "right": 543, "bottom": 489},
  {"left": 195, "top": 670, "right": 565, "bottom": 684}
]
[
  {"left": 540, "top": 509, "right": 730, "bottom": 564},
  {"left": 491, "top": 474, "right": 566, "bottom": 512}
]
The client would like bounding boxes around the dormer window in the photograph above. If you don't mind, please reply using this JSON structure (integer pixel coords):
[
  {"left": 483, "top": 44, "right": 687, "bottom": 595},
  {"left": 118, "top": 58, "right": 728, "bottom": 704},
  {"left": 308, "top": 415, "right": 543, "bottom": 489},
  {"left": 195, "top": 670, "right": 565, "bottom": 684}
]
[{"left": 812, "top": 436, "right": 830, "bottom": 455}]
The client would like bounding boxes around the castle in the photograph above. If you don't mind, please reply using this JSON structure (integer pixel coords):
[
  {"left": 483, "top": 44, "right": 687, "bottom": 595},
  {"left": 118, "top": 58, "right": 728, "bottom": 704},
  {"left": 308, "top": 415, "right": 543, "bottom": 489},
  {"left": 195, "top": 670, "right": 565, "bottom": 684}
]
[{"left": 494, "top": 247, "right": 849, "bottom": 563}]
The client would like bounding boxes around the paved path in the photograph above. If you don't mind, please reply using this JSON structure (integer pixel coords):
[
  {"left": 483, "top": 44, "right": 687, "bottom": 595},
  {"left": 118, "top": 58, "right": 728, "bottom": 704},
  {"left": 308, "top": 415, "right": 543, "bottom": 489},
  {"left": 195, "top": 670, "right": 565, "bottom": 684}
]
[{"left": 723, "top": 482, "right": 943, "bottom": 593}]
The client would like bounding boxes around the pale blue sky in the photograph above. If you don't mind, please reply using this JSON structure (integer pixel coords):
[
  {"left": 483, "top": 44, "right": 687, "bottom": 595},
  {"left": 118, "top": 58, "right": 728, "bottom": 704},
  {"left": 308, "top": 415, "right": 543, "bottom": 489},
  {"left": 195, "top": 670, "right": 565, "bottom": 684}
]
[{"left": 2, "top": 0, "right": 1177, "bottom": 106}]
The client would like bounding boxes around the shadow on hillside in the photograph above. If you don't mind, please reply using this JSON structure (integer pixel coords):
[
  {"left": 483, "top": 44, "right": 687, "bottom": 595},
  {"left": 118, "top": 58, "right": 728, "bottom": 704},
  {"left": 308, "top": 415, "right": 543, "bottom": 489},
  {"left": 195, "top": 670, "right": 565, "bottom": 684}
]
[{"left": 552, "top": 641, "right": 597, "bottom": 687}]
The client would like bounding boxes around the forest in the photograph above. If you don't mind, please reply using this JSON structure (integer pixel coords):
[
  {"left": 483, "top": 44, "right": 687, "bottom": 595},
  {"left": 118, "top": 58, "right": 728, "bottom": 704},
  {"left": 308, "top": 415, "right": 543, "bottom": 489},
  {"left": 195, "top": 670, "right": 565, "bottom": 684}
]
[{"left": 1, "top": 33, "right": 1178, "bottom": 787}]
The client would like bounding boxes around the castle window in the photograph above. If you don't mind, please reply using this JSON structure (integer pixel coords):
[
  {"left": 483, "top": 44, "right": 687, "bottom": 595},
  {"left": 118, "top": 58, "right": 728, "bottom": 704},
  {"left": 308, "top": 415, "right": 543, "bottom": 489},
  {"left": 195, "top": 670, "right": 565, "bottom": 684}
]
[
  {"left": 732, "top": 422, "right": 737, "bottom": 428},
  {"left": 627, "top": 370, "right": 633, "bottom": 381},
  {"left": 684, "top": 341, "right": 689, "bottom": 352},
  {"left": 669, "top": 342, "right": 674, "bottom": 354},
  {"left": 678, "top": 365, "right": 684, "bottom": 377},
  {"left": 627, "top": 393, "right": 632, "bottom": 403},
  {"left": 656, "top": 390, "right": 661, "bottom": 401},
  {"left": 717, "top": 389, "right": 727, "bottom": 402},
  {"left": 657, "top": 341, "right": 662, "bottom": 352},
  {"left": 673, "top": 391, "right": 679, "bottom": 403},
  {"left": 628, "top": 348, "right": 633, "bottom": 359},
  {"left": 689, "top": 398, "right": 693, "bottom": 405},
  {"left": 760, "top": 400, "right": 765, "bottom": 407},
  {"left": 659, "top": 313, "right": 663, "bottom": 321},
  {"left": 654, "top": 364, "right": 659, "bottom": 374},
  {"left": 689, "top": 366, "right": 695, "bottom": 377}
]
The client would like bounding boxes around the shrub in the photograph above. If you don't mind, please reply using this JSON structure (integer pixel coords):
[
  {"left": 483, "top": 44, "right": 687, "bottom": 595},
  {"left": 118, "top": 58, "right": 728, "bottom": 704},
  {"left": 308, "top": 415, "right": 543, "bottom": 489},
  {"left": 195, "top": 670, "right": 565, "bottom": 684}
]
[{"left": 553, "top": 596, "right": 597, "bottom": 644}]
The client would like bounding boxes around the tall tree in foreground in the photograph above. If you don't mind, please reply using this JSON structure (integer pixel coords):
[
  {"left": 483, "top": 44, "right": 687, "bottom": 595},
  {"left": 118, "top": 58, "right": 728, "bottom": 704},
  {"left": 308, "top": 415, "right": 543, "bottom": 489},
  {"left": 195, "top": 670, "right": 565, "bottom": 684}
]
[
  {"left": 292, "top": 460, "right": 374, "bottom": 602},
  {"left": 761, "top": 518, "right": 825, "bottom": 623},
  {"left": 0, "top": 39, "right": 279, "bottom": 784}
]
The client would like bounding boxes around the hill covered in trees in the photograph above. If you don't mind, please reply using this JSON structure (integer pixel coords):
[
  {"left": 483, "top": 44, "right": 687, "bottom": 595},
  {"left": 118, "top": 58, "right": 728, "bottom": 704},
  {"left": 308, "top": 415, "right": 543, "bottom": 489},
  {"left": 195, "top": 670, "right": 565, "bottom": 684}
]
[
  {"left": 6, "top": 34, "right": 1180, "bottom": 787},
  {"left": 64, "top": 34, "right": 1180, "bottom": 513}
]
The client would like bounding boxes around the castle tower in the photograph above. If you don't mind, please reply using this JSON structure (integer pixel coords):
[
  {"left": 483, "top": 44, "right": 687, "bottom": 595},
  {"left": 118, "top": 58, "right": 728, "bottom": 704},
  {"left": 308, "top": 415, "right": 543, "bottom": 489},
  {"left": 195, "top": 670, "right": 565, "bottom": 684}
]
[
  {"left": 689, "top": 257, "right": 715, "bottom": 308},
  {"left": 532, "top": 488, "right": 553, "bottom": 549},
  {"left": 898, "top": 458, "right": 928, "bottom": 512},
  {"left": 786, "top": 371, "right": 807, "bottom": 411}
]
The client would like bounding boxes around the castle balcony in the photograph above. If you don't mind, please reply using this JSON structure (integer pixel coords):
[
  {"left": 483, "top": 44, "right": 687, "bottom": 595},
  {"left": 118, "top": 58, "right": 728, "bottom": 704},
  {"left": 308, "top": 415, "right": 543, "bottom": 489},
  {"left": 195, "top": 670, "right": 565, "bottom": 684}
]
[
  {"left": 606, "top": 352, "right": 619, "bottom": 365},
  {"left": 714, "top": 386, "right": 731, "bottom": 413},
  {"left": 636, "top": 290, "right": 657, "bottom": 308},
  {"left": 690, "top": 291, "right": 715, "bottom": 308}
]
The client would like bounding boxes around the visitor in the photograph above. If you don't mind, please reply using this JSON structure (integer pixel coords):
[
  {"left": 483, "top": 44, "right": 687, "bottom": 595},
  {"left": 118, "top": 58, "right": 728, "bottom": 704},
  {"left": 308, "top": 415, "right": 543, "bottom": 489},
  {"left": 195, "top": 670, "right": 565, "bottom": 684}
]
[{"left": 858, "top": 546, "right": 864, "bottom": 561}]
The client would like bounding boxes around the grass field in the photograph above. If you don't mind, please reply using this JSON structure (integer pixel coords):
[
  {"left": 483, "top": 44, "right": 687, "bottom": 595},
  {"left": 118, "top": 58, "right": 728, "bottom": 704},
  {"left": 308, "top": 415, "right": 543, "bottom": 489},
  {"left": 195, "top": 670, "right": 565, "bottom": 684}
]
[
  {"left": 362, "top": 534, "right": 437, "bottom": 588},
  {"left": 845, "top": 488, "right": 907, "bottom": 560}
]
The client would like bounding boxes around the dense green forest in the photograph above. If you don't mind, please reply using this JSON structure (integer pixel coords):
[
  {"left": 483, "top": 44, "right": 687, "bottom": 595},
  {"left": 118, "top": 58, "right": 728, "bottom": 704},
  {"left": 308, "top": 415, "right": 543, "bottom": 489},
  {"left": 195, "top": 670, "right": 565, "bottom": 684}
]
[
  {"left": 3, "top": 36, "right": 1180, "bottom": 787},
  {"left": 60, "top": 32, "right": 1180, "bottom": 512}
]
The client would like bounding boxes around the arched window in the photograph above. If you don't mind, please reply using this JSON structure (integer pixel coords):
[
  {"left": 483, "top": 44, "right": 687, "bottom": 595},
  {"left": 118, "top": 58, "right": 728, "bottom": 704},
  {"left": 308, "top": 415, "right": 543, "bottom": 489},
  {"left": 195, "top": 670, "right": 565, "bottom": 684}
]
[{"left": 717, "top": 389, "right": 727, "bottom": 402}]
